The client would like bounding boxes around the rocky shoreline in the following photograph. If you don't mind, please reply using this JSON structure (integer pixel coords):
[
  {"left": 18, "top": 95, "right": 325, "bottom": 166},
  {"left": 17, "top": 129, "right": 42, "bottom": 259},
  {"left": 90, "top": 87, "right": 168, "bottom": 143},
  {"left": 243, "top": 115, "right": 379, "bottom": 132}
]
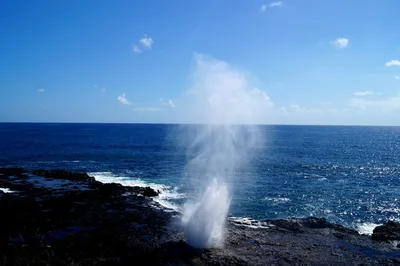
[{"left": 0, "top": 168, "right": 399, "bottom": 265}]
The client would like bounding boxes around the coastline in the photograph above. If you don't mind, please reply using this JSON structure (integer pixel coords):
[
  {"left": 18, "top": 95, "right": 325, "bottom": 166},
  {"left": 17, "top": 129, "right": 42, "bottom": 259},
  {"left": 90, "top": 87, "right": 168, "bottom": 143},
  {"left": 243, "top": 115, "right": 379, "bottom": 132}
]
[{"left": 1, "top": 168, "right": 399, "bottom": 265}]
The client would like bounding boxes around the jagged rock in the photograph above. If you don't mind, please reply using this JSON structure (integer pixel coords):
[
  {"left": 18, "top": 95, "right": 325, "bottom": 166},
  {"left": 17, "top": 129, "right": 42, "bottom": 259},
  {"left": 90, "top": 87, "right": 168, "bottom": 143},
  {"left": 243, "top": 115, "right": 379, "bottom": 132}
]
[
  {"left": 97, "top": 182, "right": 125, "bottom": 198},
  {"left": 269, "top": 218, "right": 304, "bottom": 233},
  {"left": 0, "top": 168, "right": 399, "bottom": 265},
  {"left": 141, "top": 186, "right": 159, "bottom": 197},
  {"left": 301, "top": 217, "right": 332, "bottom": 228},
  {"left": 372, "top": 221, "right": 400, "bottom": 242},
  {"left": 0, "top": 168, "right": 24, "bottom": 176},
  {"left": 31, "top": 169, "right": 96, "bottom": 182}
]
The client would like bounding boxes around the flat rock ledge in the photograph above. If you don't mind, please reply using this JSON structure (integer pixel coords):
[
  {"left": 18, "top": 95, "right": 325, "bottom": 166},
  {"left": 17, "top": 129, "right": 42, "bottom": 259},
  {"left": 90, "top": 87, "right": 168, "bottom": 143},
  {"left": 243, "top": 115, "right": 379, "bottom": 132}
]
[{"left": 0, "top": 168, "right": 399, "bottom": 266}]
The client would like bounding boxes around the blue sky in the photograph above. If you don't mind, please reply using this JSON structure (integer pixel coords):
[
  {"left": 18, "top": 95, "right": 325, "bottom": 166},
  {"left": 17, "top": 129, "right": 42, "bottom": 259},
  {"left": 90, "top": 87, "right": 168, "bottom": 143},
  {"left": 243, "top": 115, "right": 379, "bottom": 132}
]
[{"left": 1, "top": 0, "right": 400, "bottom": 125}]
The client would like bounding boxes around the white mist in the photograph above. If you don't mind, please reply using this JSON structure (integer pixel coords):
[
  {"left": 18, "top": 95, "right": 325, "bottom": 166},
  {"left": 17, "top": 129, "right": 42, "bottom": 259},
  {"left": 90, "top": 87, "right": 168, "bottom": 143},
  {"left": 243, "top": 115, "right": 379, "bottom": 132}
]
[{"left": 180, "top": 54, "right": 270, "bottom": 248}]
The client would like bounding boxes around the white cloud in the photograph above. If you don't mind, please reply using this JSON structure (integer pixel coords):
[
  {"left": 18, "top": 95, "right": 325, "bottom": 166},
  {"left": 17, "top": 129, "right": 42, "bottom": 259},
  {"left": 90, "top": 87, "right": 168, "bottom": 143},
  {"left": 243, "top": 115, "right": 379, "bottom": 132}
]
[
  {"left": 349, "top": 95, "right": 400, "bottom": 110},
  {"left": 395, "top": 76, "right": 400, "bottom": 80},
  {"left": 117, "top": 93, "right": 131, "bottom": 105},
  {"left": 277, "top": 105, "right": 324, "bottom": 120},
  {"left": 327, "top": 108, "right": 351, "bottom": 115},
  {"left": 132, "top": 45, "right": 142, "bottom": 53},
  {"left": 333, "top": 38, "right": 349, "bottom": 49},
  {"left": 134, "top": 107, "right": 160, "bottom": 112},
  {"left": 252, "top": 88, "right": 274, "bottom": 106},
  {"left": 132, "top": 35, "right": 153, "bottom": 53},
  {"left": 160, "top": 98, "right": 176, "bottom": 108},
  {"left": 261, "top": 1, "right": 282, "bottom": 12},
  {"left": 288, "top": 104, "right": 323, "bottom": 114},
  {"left": 269, "top": 1, "right": 283, "bottom": 7},
  {"left": 167, "top": 100, "right": 176, "bottom": 108},
  {"left": 139, "top": 35, "right": 153, "bottom": 49},
  {"left": 352, "top": 91, "right": 381, "bottom": 96},
  {"left": 385, "top": 60, "right": 400, "bottom": 67},
  {"left": 38, "top": 88, "right": 45, "bottom": 93}
]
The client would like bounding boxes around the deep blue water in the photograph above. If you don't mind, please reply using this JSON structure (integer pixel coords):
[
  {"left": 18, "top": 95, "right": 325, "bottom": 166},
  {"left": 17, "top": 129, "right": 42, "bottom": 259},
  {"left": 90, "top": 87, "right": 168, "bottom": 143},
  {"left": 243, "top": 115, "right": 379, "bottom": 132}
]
[{"left": 1, "top": 123, "right": 399, "bottom": 232}]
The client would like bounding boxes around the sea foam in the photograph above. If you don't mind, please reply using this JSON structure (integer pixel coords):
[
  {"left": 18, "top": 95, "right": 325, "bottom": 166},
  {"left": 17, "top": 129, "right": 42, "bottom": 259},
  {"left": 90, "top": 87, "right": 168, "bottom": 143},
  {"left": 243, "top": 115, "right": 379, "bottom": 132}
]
[
  {"left": 355, "top": 223, "right": 381, "bottom": 235},
  {"left": 90, "top": 172, "right": 185, "bottom": 211}
]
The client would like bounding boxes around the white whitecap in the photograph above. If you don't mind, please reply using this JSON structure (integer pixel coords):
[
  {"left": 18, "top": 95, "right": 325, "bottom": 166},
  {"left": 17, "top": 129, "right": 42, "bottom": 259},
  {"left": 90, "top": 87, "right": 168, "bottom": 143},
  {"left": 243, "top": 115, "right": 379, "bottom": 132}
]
[
  {"left": 89, "top": 172, "right": 185, "bottom": 211},
  {"left": 263, "top": 197, "right": 290, "bottom": 203},
  {"left": 228, "top": 217, "right": 272, "bottom": 229},
  {"left": 0, "top": 187, "right": 15, "bottom": 193},
  {"left": 355, "top": 223, "right": 381, "bottom": 235}
]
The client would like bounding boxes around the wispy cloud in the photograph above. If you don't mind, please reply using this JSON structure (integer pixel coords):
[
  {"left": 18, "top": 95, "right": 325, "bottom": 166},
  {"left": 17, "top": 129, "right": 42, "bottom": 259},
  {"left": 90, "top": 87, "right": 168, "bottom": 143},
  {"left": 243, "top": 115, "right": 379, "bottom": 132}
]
[
  {"left": 349, "top": 95, "right": 400, "bottom": 110},
  {"left": 260, "top": 5, "right": 267, "bottom": 12},
  {"left": 160, "top": 98, "right": 176, "bottom": 108},
  {"left": 333, "top": 38, "right": 349, "bottom": 49},
  {"left": 132, "top": 35, "right": 153, "bottom": 54},
  {"left": 252, "top": 88, "right": 274, "bottom": 106},
  {"left": 261, "top": 1, "right": 283, "bottom": 12},
  {"left": 134, "top": 107, "right": 160, "bottom": 112},
  {"left": 140, "top": 35, "right": 153, "bottom": 49},
  {"left": 38, "top": 88, "right": 45, "bottom": 93},
  {"left": 117, "top": 93, "right": 131, "bottom": 105},
  {"left": 269, "top": 1, "right": 283, "bottom": 7},
  {"left": 352, "top": 91, "right": 381, "bottom": 96},
  {"left": 385, "top": 60, "right": 400, "bottom": 67},
  {"left": 168, "top": 100, "right": 176, "bottom": 108},
  {"left": 279, "top": 104, "right": 323, "bottom": 115},
  {"left": 101, "top": 88, "right": 106, "bottom": 93},
  {"left": 395, "top": 76, "right": 400, "bottom": 81},
  {"left": 132, "top": 45, "right": 142, "bottom": 53}
]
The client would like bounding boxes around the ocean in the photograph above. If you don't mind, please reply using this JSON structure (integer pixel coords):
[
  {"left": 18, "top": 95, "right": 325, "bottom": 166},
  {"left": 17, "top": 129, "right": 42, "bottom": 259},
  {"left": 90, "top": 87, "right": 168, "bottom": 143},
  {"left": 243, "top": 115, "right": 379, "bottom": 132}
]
[{"left": 1, "top": 123, "right": 399, "bottom": 234}]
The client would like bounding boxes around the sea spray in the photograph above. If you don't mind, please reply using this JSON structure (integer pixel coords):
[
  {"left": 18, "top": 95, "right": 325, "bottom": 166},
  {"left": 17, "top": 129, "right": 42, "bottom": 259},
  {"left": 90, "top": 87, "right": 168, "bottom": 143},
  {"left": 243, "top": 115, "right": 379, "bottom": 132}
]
[
  {"left": 181, "top": 178, "right": 230, "bottom": 248},
  {"left": 180, "top": 54, "right": 270, "bottom": 248}
]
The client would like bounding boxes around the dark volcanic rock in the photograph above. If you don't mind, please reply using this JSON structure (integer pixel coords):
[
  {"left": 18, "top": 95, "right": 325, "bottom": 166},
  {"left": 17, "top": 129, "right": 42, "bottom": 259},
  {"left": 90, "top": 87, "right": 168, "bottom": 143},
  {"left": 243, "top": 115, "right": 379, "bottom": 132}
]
[
  {"left": 224, "top": 218, "right": 400, "bottom": 265},
  {"left": 0, "top": 168, "right": 174, "bottom": 266},
  {"left": 268, "top": 217, "right": 360, "bottom": 237},
  {"left": 0, "top": 167, "right": 25, "bottom": 177},
  {"left": 97, "top": 182, "right": 125, "bottom": 196},
  {"left": 372, "top": 221, "right": 400, "bottom": 242},
  {"left": 0, "top": 168, "right": 399, "bottom": 265},
  {"left": 141, "top": 186, "right": 159, "bottom": 197},
  {"left": 31, "top": 169, "right": 96, "bottom": 182}
]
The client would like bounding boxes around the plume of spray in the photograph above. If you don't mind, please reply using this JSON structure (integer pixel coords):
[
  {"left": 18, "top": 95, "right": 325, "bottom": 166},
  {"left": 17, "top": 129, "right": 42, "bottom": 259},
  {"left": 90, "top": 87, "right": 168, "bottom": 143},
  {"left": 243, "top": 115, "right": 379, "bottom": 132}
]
[{"left": 180, "top": 54, "right": 271, "bottom": 248}]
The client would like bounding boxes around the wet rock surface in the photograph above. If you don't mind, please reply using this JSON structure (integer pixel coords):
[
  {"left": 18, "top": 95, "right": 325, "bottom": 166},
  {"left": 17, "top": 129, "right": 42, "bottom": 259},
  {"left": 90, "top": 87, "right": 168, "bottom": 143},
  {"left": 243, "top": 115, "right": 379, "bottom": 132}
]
[
  {"left": 0, "top": 168, "right": 399, "bottom": 265},
  {"left": 372, "top": 221, "right": 400, "bottom": 242}
]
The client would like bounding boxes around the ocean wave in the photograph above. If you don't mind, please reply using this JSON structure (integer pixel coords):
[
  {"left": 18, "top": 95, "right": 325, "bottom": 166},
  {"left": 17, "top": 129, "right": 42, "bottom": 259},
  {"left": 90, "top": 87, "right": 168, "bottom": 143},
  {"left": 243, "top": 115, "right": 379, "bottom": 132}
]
[
  {"left": 378, "top": 207, "right": 400, "bottom": 214},
  {"left": 228, "top": 217, "right": 272, "bottom": 228},
  {"left": 301, "top": 173, "right": 327, "bottom": 181},
  {"left": 89, "top": 172, "right": 185, "bottom": 211},
  {"left": 34, "top": 160, "right": 86, "bottom": 164},
  {"left": 0, "top": 187, "right": 15, "bottom": 193},
  {"left": 263, "top": 197, "right": 290, "bottom": 203},
  {"left": 355, "top": 222, "right": 381, "bottom": 235}
]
